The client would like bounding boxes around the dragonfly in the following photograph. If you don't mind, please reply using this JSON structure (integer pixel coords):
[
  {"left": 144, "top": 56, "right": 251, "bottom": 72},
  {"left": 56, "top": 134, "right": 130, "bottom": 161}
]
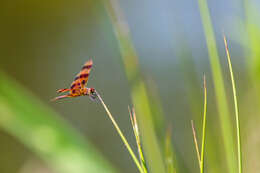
[{"left": 52, "top": 59, "right": 97, "bottom": 101}]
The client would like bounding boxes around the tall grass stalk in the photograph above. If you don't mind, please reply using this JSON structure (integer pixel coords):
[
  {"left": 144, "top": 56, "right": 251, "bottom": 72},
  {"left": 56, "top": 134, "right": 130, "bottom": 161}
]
[
  {"left": 223, "top": 35, "right": 242, "bottom": 173},
  {"left": 104, "top": 0, "right": 166, "bottom": 172},
  {"left": 200, "top": 75, "right": 207, "bottom": 173},
  {"left": 96, "top": 92, "right": 144, "bottom": 173},
  {"left": 191, "top": 76, "right": 207, "bottom": 173},
  {"left": 197, "top": 0, "right": 235, "bottom": 172},
  {"left": 129, "top": 107, "right": 148, "bottom": 173}
]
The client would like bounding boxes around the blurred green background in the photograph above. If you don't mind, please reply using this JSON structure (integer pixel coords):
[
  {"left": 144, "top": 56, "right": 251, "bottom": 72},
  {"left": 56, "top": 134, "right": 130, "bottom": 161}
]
[{"left": 0, "top": 0, "right": 260, "bottom": 173}]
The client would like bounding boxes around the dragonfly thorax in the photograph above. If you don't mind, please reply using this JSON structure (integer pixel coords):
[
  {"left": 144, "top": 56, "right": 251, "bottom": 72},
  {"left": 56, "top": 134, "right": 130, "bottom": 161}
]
[{"left": 83, "top": 87, "right": 96, "bottom": 95}]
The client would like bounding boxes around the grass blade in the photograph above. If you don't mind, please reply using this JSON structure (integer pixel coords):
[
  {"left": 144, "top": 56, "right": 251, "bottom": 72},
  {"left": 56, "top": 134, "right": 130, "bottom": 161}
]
[
  {"left": 200, "top": 75, "right": 207, "bottom": 173},
  {"left": 96, "top": 92, "right": 144, "bottom": 173},
  {"left": 103, "top": 0, "right": 166, "bottom": 172},
  {"left": 129, "top": 107, "right": 148, "bottom": 173},
  {"left": 165, "top": 127, "right": 177, "bottom": 173},
  {"left": 197, "top": 0, "right": 236, "bottom": 172},
  {"left": 223, "top": 35, "right": 242, "bottom": 173},
  {"left": 191, "top": 75, "right": 207, "bottom": 173}
]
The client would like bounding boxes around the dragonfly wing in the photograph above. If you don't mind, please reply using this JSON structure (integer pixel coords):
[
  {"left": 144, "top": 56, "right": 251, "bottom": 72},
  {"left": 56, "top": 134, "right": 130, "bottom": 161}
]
[
  {"left": 70, "top": 59, "right": 93, "bottom": 95},
  {"left": 79, "top": 59, "right": 93, "bottom": 88},
  {"left": 57, "top": 88, "right": 70, "bottom": 93},
  {"left": 51, "top": 94, "right": 71, "bottom": 101}
]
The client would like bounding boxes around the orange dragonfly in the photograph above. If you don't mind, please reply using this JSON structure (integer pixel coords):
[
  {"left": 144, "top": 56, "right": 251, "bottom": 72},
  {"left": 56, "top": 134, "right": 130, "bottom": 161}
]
[{"left": 52, "top": 59, "right": 97, "bottom": 101}]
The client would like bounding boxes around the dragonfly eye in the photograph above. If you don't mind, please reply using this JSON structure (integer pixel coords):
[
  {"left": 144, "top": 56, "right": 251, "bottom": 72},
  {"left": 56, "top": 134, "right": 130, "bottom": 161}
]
[
  {"left": 89, "top": 88, "right": 97, "bottom": 101},
  {"left": 90, "top": 88, "right": 95, "bottom": 94}
]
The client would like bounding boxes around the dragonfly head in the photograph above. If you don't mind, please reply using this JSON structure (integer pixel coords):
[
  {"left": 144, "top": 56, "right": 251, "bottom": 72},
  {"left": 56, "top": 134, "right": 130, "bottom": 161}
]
[
  {"left": 89, "top": 88, "right": 95, "bottom": 94},
  {"left": 87, "top": 88, "right": 97, "bottom": 100}
]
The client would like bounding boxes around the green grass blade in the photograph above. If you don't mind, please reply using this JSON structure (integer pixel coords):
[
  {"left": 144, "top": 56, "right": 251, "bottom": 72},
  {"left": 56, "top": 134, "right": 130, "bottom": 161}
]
[
  {"left": 145, "top": 79, "right": 166, "bottom": 140},
  {"left": 244, "top": 0, "right": 260, "bottom": 97},
  {"left": 165, "top": 127, "right": 177, "bottom": 173},
  {"left": 131, "top": 82, "right": 166, "bottom": 173},
  {"left": 191, "top": 76, "right": 207, "bottom": 173},
  {"left": 197, "top": 0, "right": 236, "bottom": 172},
  {"left": 200, "top": 75, "right": 207, "bottom": 173},
  {"left": 0, "top": 72, "right": 116, "bottom": 173},
  {"left": 96, "top": 93, "right": 144, "bottom": 173},
  {"left": 103, "top": 0, "right": 166, "bottom": 172},
  {"left": 224, "top": 35, "right": 242, "bottom": 173},
  {"left": 129, "top": 107, "right": 148, "bottom": 173}
]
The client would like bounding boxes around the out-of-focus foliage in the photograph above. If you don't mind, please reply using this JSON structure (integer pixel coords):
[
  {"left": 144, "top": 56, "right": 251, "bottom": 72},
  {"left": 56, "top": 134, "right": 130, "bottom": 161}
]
[
  {"left": 198, "top": 0, "right": 235, "bottom": 172},
  {"left": 1, "top": 0, "right": 260, "bottom": 172},
  {"left": 104, "top": 1, "right": 166, "bottom": 173},
  {"left": 0, "top": 72, "right": 116, "bottom": 173}
]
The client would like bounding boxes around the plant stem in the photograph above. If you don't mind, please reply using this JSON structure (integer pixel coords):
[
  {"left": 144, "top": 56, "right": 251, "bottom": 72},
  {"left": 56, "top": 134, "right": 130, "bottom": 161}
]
[
  {"left": 197, "top": 0, "right": 235, "bottom": 172},
  {"left": 200, "top": 75, "right": 207, "bottom": 173},
  {"left": 129, "top": 107, "right": 148, "bottom": 173},
  {"left": 223, "top": 35, "right": 242, "bottom": 173},
  {"left": 104, "top": 1, "right": 166, "bottom": 172},
  {"left": 96, "top": 92, "right": 144, "bottom": 173}
]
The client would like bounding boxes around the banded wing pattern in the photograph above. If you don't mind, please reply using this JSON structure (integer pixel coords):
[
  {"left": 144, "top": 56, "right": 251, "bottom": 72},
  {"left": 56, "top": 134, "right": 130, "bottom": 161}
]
[
  {"left": 70, "top": 59, "right": 93, "bottom": 95},
  {"left": 52, "top": 59, "right": 94, "bottom": 101}
]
